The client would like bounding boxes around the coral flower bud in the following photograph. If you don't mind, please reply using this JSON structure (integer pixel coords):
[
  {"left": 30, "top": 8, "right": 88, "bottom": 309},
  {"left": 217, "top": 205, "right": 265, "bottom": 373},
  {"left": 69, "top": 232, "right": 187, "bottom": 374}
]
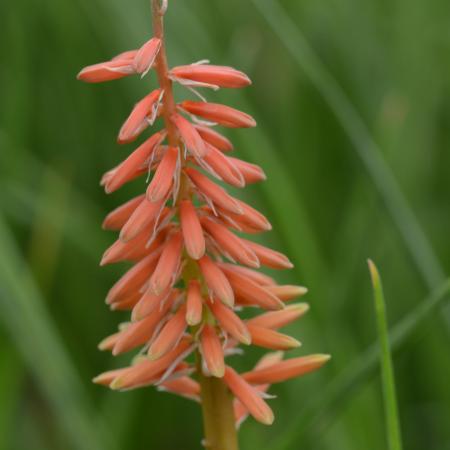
[
  {"left": 111, "top": 338, "right": 192, "bottom": 390},
  {"left": 112, "top": 49, "right": 138, "bottom": 61},
  {"left": 203, "top": 143, "right": 245, "bottom": 187},
  {"left": 105, "top": 130, "right": 165, "bottom": 193},
  {"left": 201, "top": 218, "right": 259, "bottom": 268},
  {"left": 242, "top": 239, "right": 293, "bottom": 270},
  {"left": 159, "top": 377, "right": 200, "bottom": 401},
  {"left": 146, "top": 146, "right": 178, "bottom": 202},
  {"left": 208, "top": 300, "right": 251, "bottom": 345},
  {"left": 103, "top": 194, "right": 145, "bottom": 230},
  {"left": 113, "top": 296, "right": 173, "bottom": 355},
  {"left": 93, "top": 367, "right": 130, "bottom": 386},
  {"left": 118, "top": 89, "right": 162, "bottom": 144},
  {"left": 77, "top": 59, "right": 134, "bottom": 83},
  {"left": 194, "top": 125, "right": 233, "bottom": 152},
  {"left": 243, "top": 354, "right": 331, "bottom": 385},
  {"left": 119, "top": 198, "right": 165, "bottom": 243},
  {"left": 181, "top": 101, "right": 256, "bottom": 128},
  {"left": 186, "top": 280, "right": 203, "bottom": 326},
  {"left": 200, "top": 324, "right": 225, "bottom": 377},
  {"left": 228, "top": 158, "right": 267, "bottom": 184},
  {"left": 185, "top": 168, "right": 243, "bottom": 215},
  {"left": 131, "top": 288, "right": 172, "bottom": 321},
  {"left": 148, "top": 231, "right": 183, "bottom": 294},
  {"left": 171, "top": 113, "right": 207, "bottom": 158},
  {"left": 221, "top": 199, "right": 272, "bottom": 232},
  {"left": 148, "top": 304, "right": 188, "bottom": 360},
  {"left": 171, "top": 64, "right": 251, "bottom": 88},
  {"left": 133, "top": 37, "right": 161, "bottom": 76},
  {"left": 219, "top": 264, "right": 275, "bottom": 286},
  {"left": 223, "top": 366, "right": 274, "bottom": 425},
  {"left": 180, "top": 200, "right": 205, "bottom": 260},
  {"left": 247, "top": 303, "right": 309, "bottom": 329},
  {"left": 106, "top": 251, "right": 161, "bottom": 304},
  {"left": 220, "top": 265, "right": 283, "bottom": 310},
  {"left": 265, "top": 285, "right": 308, "bottom": 301},
  {"left": 198, "top": 255, "right": 234, "bottom": 307},
  {"left": 247, "top": 324, "right": 301, "bottom": 350}
]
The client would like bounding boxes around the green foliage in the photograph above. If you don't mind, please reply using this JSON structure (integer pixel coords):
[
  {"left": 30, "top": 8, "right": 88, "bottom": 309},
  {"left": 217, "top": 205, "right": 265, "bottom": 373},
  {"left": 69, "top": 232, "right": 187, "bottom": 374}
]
[{"left": 1, "top": 0, "right": 450, "bottom": 449}]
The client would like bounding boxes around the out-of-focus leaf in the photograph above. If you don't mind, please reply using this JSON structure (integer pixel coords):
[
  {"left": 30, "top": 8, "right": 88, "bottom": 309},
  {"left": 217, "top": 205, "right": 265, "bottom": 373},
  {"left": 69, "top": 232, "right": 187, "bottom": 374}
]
[{"left": 0, "top": 215, "right": 116, "bottom": 450}]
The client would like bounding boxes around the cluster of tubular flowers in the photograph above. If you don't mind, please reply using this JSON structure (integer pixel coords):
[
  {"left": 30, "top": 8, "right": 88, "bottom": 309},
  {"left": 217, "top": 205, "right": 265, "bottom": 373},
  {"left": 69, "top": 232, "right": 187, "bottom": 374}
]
[{"left": 78, "top": 33, "right": 329, "bottom": 427}]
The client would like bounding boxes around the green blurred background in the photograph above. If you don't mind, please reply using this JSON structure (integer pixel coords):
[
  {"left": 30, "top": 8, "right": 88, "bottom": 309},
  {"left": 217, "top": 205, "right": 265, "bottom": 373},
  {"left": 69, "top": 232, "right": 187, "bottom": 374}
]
[{"left": 1, "top": 0, "right": 450, "bottom": 449}]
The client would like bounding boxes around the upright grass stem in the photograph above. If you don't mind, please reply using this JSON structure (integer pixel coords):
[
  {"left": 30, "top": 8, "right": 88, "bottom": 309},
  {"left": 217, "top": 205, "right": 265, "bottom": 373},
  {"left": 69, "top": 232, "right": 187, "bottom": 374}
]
[
  {"left": 368, "top": 260, "right": 403, "bottom": 450},
  {"left": 151, "top": 2, "right": 239, "bottom": 447}
]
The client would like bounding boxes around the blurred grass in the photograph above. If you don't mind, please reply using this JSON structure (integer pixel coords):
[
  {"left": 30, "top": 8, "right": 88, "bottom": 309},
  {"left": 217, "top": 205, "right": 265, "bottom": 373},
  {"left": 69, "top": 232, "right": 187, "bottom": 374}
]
[{"left": 1, "top": 0, "right": 450, "bottom": 449}]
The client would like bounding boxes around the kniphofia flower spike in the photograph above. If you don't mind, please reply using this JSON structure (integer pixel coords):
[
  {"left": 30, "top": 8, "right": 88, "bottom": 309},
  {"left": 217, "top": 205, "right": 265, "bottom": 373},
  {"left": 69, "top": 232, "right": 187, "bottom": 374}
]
[{"left": 78, "top": 0, "right": 329, "bottom": 443}]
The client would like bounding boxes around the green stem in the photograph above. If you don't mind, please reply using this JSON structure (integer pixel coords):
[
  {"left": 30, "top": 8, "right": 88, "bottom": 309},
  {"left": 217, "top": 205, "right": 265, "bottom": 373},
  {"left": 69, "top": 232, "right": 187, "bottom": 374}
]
[
  {"left": 198, "top": 354, "right": 239, "bottom": 450},
  {"left": 368, "top": 260, "right": 403, "bottom": 450}
]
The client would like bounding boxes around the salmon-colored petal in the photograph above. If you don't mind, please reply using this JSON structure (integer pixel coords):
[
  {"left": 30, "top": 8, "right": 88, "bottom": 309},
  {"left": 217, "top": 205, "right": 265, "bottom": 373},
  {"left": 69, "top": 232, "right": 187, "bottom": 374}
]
[
  {"left": 208, "top": 300, "right": 251, "bottom": 345},
  {"left": 194, "top": 125, "right": 233, "bottom": 152},
  {"left": 148, "top": 304, "right": 187, "bottom": 360},
  {"left": 106, "top": 251, "right": 161, "bottom": 304},
  {"left": 200, "top": 324, "right": 225, "bottom": 377},
  {"left": 118, "top": 89, "right": 162, "bottom": 144},
  {"left": 105, "top": 130, "right": 165, "bottom": 193},
  {"left": 265, "top": 285, "right": 308, "bottom": 301},
  {"left": 119, "top": 198, "right": 165, "bottom": 243},
  {"left": 159, "top": 376, "right": 200, "bottom": 401},
  {"left": 242, "top": 239, "right": 293, "bottom": 269},
  {"left": 243, "top": 354, "right": 331, "bottom": 385},
  {"left": 171, "top": 113, "right": 207, "bottom": 158},
  {"left": 146, "top": 146, "right": 178, "bottom": 202},
  {"left": 181, "top": 101, "right": 256, "bottom": 128},
  {"left": 247, "top": 324, "right": 301, "bottom": 350},
  {"left": 247, "top": 303, "right": 309, "bottom": 329},
  {"left": 180, "top": 200, "right": 205, "bottom": 260},
  {"left": 171, "top": 65, "right": 251, "bottom": 88},
  {"left": 186, "top": 280, "right": 203, "bottom": 326},
  {"left": 220, "top": 265, "right": 283, "bottom": 310},
  {"left": 148, "top": 231, "right": 183, "bottom": 295},
  {"left": 131, "top": 288, "right": 174, "bottom": 321},
  {"left": 198, "top": 256, "right": 234, "bottom": 307},
  {"left": 218, "top": 199, "right": 271, "bottom": 232},
  {"left": 98, "top": 331, "right": 121, "bottom": 351},
  {"left": 102, "top": 194, "right": 145, "bottom": 230},
  {"left": 133, "top": 37, "right": 161, "bottom": 75},
  {"left": 77, "top": 59, "right": 134, "bottom": 83},
  {"left": 218, "top": 264, "right": 275, "bottom": 286},
  {"left": 109, "top": 291, "right": 142, "bottom": 311},
  {"left": 228, "top": 157, "right": 266, "bottom": 184},
  {"left": 101, "top": 225, "right": 167, "bottom": 266},
  {"left": 112, "top": 49, "right": 138, "bottom": 61},
  {"left": 223, "top": 366, "right": 274, "bottom": 425},
  {"left": 185, "top": 167, "right": 242, "bottom": 215},
  {"left": 201, "top": 218, "right": 259, "bottom": 268},
  {"left": 113, "top": 296, "right": 174, "bottom": 355},
  {"left": 111, "top": 338, "right": 192, "bottom": 390},
  {"left": 202, "top": 143, "right": 245, "bottom": 187},
  {"left": 93, "top": 367, "right": 130, "bottom": 386}
]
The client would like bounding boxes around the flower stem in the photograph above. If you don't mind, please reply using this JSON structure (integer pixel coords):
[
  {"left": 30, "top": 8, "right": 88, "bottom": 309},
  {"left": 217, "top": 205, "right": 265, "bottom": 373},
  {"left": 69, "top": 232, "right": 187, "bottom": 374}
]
[
  {"left": 198, "top": 353, "right": 239, "bottom": 450},
  {"left": 151, "top": 2, "right": 239, "bottom": 448}
]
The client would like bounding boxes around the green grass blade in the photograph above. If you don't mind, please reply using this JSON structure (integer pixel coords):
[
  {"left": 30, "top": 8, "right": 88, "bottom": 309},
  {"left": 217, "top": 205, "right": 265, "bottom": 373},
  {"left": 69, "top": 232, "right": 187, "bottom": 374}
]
[
  {"left": 268, "top": 278, "right": 450, "bottom": 450},
  {"left": 250, "top": 0, "right": 445, "bottom": 289},
  {"left": 368, "top": 260, "right": 403, "bottom": 450},
  {"left": 0, "top": 215, "right": 115, "bottom": 450}
]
